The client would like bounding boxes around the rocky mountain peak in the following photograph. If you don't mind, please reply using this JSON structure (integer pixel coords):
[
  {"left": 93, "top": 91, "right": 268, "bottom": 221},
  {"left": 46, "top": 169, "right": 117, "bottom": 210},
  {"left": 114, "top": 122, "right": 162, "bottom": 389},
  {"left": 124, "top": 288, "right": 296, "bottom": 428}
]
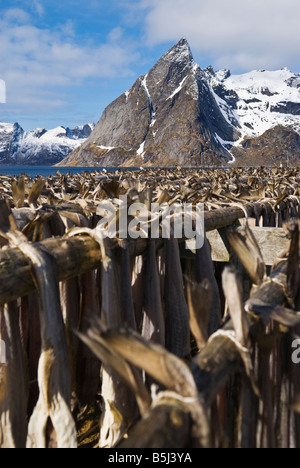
[
  {"left": 215, "top": 69, "right": 231, "bottom": 82},
  {"left": 57, "top": 40, "right": 300, "bottom": 168},
  {"left": 144, "top": 38, "right": 197, "bottom": 104},
  {"left": 160, "top": 38, "right": 194, "bottom": 65},
  {"left": 59, "top": 39, "right": 236, "bottom": 167}
]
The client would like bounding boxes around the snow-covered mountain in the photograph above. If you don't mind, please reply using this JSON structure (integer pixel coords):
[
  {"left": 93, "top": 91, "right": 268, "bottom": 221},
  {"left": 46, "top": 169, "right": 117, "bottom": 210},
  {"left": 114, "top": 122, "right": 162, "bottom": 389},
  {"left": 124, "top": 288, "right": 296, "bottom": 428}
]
[
  {"left": 0, "top": 122, "right": 94, "bottom": 165},
  {"left": 16, "top": 38, "right": 300, "bottom": 167},
  {"left": 60, "top": 39, "right": 237, "bottom": 167},
  {"left": 204, "top": 67, "right": 300, "bottom": 161},
  {"left": 60, "top": 39, "right": 300, "bottom": 167},
  {"left": 60, "top": 40, "right": 300, "bottom": 167}
]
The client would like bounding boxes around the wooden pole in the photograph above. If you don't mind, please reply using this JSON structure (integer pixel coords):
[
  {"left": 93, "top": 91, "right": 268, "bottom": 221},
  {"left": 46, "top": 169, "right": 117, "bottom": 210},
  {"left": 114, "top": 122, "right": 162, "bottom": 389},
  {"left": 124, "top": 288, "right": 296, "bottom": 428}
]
[
  {"left": 0, "top": 202, "right": 277, "bottom": 304},
  {"left": 204, "top": 203, "right": 257, "bottom": 232},
  {"left": 0, "top": 235, "right": 101, "bottom": 304}
]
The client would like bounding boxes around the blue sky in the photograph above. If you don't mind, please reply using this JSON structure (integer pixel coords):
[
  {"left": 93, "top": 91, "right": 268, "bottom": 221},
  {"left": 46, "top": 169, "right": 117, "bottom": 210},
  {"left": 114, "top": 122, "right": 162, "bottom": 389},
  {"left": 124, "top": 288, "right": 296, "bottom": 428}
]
[{"left": 1, "top": 0, "right": 300, "bottom": 131}]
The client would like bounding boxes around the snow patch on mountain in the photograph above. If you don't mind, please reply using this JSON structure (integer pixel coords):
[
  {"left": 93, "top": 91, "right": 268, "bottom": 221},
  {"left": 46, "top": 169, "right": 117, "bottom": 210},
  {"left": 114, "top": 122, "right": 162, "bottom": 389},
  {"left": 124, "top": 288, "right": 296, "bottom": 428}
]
[
  {"left": 97, "top": 145, "right": 115, "bottom": 151},
  {"left": 141, "top": 74, "right": 156, "bottom": 126},
  {"left": 167, "top": 76, "right": 188, "bottom": 101},
  {"left": 214, "top": 134, "right": 236, "bottom": 163},
  {"left": 215, "top": 69, "right": 300, "bottom": 137},
  {"left": 202, "top": 66, "right": 300, "bottom": 156},
  {"left": 137, "top": 141, "right": 145, "bottom": 161}
]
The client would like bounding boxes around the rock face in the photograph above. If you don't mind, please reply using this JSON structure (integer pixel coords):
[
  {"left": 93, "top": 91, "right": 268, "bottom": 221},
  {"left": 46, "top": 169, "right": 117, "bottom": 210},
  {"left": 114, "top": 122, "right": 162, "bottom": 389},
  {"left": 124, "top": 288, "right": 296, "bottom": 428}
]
[
  {"left": 60, "top": 40, "right": 300, "bottom": 167},
  {"left": 231, "top": 126, "right": 300, "bottom": 166},
  {"left": 60, "top": 39, "right": 239, "bottom": 167},
  {"left": 0, "top": 123, "right": 94, "bottom": 165}
]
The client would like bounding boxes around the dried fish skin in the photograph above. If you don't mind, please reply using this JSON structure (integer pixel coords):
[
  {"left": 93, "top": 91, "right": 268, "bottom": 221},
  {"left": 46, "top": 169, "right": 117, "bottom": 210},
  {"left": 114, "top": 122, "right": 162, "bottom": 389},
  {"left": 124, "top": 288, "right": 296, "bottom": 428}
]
[
  {"left": 5, "top": 231, "right": 77, "bottom": 449},
  {"left": 196, "top": 236, "right": 221, "bottom": 335},
  {"left": 119, "top": 396, "right": 194, "bottom": 448},
  {"left": 120, "top": 241, "right": 137, "bottom": 330},
  {"left": 165, "top": 237, "right": 190, "bottom": 359},
  {"left": 0, "top": 303, "right": 28, "bottom": 448},
  {"left": 82, "top": 326, "right": 211, "bottom": 448},
  {"left": 227, "top": 223, "right": 266, "bottom": 286},
  {"left": 185, "top": 273, "right": 212, "bottom": 351},
  {"left": 222, "top": 267, "right": 250, "bottom": 347},
  {"left": 142, "top": 240, "right": 165, "bottom": 346},
  {"left": 131, "top": 255, "right": 146, "bottom": 329},
  {"left": 98, "top": 239, "right": 139, "bottom": 448},
  {"left": 97, "top": 328, "right": 197, "bottom": 398}
]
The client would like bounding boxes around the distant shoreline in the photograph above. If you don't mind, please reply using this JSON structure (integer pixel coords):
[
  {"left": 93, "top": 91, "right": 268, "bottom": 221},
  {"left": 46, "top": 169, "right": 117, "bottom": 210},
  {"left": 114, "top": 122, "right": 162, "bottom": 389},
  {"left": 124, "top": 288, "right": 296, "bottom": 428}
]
[{"left": 0, "top": 165, "right": 298, "bottom": 179}]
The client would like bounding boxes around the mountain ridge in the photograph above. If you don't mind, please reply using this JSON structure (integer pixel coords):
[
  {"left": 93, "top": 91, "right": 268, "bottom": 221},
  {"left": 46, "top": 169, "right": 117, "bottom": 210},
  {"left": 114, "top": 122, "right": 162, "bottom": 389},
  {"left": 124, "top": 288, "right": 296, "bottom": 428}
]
[
  {"left": 3, "top": 38, "right": 300, "bottom": 167},
  {"left": 60, "top": 38, "right": 238, "bottom": 167},
  {"left": 60, "top": 38, "right": 300, "bottom": 167},
  {"left": 0, "top": 122, "right": 94, "bottom": 165}
]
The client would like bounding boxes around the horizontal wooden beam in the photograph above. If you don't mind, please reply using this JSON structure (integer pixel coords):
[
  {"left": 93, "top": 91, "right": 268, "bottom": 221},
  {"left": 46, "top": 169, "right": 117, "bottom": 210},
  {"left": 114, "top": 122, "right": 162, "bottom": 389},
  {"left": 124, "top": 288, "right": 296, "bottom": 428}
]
[
  {"left": 0, "top": 202, "right": 281, "bottom": 304},
  {"left": 204, "top": 204, "right": 256, "bottom": 232},
  {"left": 0, "top": 235, "right": 102, "bottom": 304}
]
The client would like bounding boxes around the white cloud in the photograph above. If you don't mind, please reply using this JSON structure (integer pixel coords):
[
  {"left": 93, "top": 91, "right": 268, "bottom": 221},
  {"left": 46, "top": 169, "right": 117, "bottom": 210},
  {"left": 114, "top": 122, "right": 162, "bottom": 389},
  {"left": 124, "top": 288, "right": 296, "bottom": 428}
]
[
  {"left": 32, "top": 0, "right": 45, "bottom": 17},
  {"left": 0, "top": 8, "right": 139, "bottom": 117},
  {"left": 138, "top": 0, "right": 300, "bottom": 72},
  {"left": 3, "top": 8, "right": 32, "bottom": 23}
]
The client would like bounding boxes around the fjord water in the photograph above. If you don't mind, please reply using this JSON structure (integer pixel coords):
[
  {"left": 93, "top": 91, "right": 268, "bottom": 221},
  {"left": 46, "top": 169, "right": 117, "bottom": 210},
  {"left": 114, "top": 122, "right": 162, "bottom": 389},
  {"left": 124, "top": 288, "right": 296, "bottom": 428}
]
[{"left": 0, "top": 166, "right": 121, "bottom": 178}]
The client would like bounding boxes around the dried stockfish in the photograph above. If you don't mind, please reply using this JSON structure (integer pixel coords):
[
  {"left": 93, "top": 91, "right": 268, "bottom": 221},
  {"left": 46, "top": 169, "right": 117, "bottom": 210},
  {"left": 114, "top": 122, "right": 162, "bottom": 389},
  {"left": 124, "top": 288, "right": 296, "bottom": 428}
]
[
  {"left": 165, "top": 237, "right": 190, "bottom": 359},
  {"left": 59, "top": 211, "right": 90, "bottom": 229},
  {"left": 20, "top": 293, "right": 41, "bottom": 415},
  {"left": 245, "top": 260, "right": 288, "bottom": 316},
  {"left": 62, "top": 217, "right": 100, "bottom": 405},
  {"left": 28, "top": 179, "right": 46, "bottom": 207},
  {"left": 0, "top": 168, "right": 300, "bottom": 449},
  {"left": 119, "top": 394, "right": 194, "bottom": 448},
  {"left": 100, "top": 328, "right": 196, "bottom": 397},
  {"left": 98, "top": 240, "right": 138, "bottom": 447},
  {"left": 75, "top": 272, "right": 101, "bottom": 405},
  {"left": 69, "top": 229, "right": 139, "bottom": 448},
  {"left": 0, "top": 303, "right": 28, "bottom": 448},
  {"left": 195, "top": 235, "right": 221, "bottom": 334},
  {"left": 185, "top": 274, "right": 212, "bottom": 352},
  {"left": 238, "top": 376, "right": 258, "bottom": 448},
  {"left": 120, "top": 240, "right": 136, "bottom": 330},
  {"left": 60, "top": 277, "right": 81, "bottom": 401},
  {"left": 222, "top": 267, "right": 250, "bottom": 347},
  {"left": 222, "top": 268, "right": 260, "bottom": 395},
  {"left": 93, "top": 328, "right": 211, "bottom": 448},
  {"left": 0, "top": 199, "right": 18, "bottom": 233},
  {"left": 282, "top": 221, "right": 300, "bottom": 447},
  {"left": 142, "top": 239, "right": 165, "bottom": 346},
  {"left": 12, "top": 207, "right": 36, "bottom": 231},
  {"left": 191, "top": 322, "right": 244, "bottom": 406},
  {"left": 227, "top": 222, "right": 266, "bottom": 286},
  {"left": 222, "top": 267, "right": 260, "bottom": 445},
  {"left": 131, "top": 255, "right": 146, "bottom": 329},
  {"left": 11, "top": 177, "right": 25, "bottom": 208},
  {"left": 4, "top": 230, "right": 77, "bottom": 448},
  {"left": 250, "top": 304, "right": 300, "bottom": 328},
  {"left": 285, "top": 219, "right": 300, "bottom": 308},
  {"left": 77, "top": 320, "right": 151, "bottom": 416}
]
